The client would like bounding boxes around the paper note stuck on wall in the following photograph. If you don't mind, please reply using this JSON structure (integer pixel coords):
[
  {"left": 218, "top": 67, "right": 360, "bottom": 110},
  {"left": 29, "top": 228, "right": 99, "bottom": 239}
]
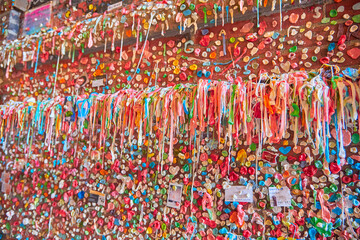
[
  {"left": 268, "top": 187, "right": 292, "bottom": 207},
  {"left": 225, "top": 186, "right": 253, "bottom": 202}
]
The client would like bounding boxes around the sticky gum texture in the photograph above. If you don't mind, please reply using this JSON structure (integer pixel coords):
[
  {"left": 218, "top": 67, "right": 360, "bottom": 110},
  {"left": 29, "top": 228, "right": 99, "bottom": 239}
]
[
  {"left": 0, "top": 0, "right": 360, "bottom": 240},
  {"left": 1, "top": 75, "right": 360, "bottom": 239},
  {"left": 1, "top": 1, "right": 360, "bottom": 96}
]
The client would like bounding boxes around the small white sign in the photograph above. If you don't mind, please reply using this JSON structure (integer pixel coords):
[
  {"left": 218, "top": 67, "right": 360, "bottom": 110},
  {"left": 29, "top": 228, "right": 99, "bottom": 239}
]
[
  {"left": 167, "top": 183, "right": 183, "bottom": 209},
  {"left": 23, "top": 51, "right": 35, "bottom": 62},
  {"left": 1, "top": 172, "right": 11, "bottom": 194},
  {"left": 268, "top": 187, "right": 292, "bottom": 207},
  {"left": 92, "top": 79, "right": 105, "bottom": 87},
  {"left": 225, "top": 186, "right": 253, "bottom": 202},
  {"left": 108, "top": 2, "right": 123, "bottom": 11}
]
